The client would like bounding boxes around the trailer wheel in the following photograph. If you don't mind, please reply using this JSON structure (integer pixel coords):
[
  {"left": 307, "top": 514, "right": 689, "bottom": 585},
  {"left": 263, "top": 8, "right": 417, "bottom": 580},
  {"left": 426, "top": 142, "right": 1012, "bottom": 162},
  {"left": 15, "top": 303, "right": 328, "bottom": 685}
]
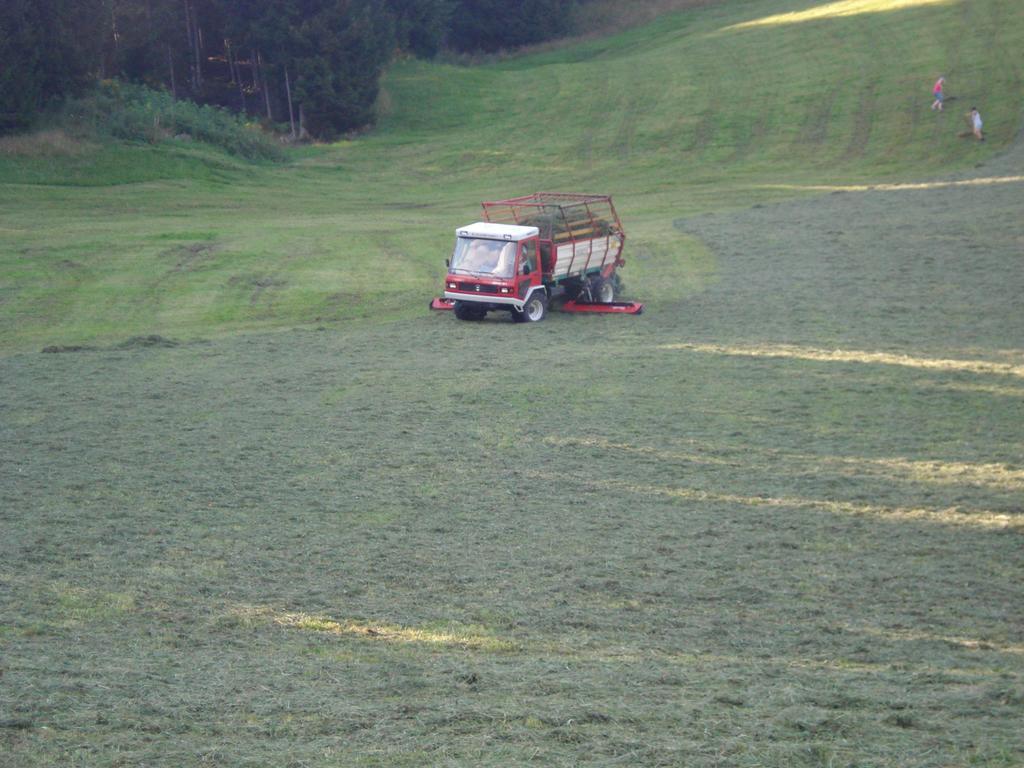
[
  {"left": 593, "top": 277, "right": 616, "bottom": 303},
  {"left": 515, "top": 291, "right": 548, "bottom": 323},
  {"left": 453, "top": 301, "right": 487, "bottom": 321}
]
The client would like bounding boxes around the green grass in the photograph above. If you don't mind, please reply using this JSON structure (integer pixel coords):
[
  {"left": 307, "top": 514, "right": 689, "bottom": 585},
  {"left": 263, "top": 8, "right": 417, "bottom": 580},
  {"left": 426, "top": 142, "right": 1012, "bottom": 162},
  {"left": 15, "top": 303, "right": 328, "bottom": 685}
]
[
  {"left": 1, "top": 0, "right": 1021, "bottom": 352},
  {"left": 1, "top": 0, "right": 1022, "bottom": 765}
]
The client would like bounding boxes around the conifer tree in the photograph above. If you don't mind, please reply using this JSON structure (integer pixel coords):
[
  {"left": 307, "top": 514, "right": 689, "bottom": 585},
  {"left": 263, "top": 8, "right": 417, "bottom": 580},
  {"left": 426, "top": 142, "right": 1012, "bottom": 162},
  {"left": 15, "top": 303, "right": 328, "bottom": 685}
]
[
  {"left": 1, "top": 0, "right": 588, "bottom": 137},
  {"left": 0, "top": 0, "right": 105, "bottom": 131},
  {"left": 290, "top": 0, "right": 396, "bottom": 138},
  {"left": 447, "top": 0, "right": 575, "bottom": 53},
  {"left": 387, "top": 0, "right": 454, "bottom": 58}
]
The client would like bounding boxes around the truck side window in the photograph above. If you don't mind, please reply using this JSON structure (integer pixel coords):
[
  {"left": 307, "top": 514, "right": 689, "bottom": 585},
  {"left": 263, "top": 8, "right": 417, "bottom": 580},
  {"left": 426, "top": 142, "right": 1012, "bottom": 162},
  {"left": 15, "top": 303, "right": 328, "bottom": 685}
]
[
  {"left": 521, "top": 240, "right": 537, "bottom": 274},
  {"left": 539, "top": 241, "right": 553, "bottom": 272}
]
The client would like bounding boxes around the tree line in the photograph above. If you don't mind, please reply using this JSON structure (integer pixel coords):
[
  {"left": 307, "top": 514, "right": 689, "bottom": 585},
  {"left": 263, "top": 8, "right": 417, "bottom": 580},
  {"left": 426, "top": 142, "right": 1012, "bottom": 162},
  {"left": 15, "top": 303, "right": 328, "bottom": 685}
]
[{"left": 0, "top": 0, "right": 580, "bottom": 138}]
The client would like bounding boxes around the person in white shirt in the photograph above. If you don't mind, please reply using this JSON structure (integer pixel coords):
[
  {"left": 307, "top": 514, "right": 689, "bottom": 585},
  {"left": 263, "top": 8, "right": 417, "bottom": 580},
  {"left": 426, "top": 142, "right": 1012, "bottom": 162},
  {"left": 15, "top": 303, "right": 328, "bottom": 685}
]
[{"left": 968, "top": 107, "right": 983, "bottom": 140}]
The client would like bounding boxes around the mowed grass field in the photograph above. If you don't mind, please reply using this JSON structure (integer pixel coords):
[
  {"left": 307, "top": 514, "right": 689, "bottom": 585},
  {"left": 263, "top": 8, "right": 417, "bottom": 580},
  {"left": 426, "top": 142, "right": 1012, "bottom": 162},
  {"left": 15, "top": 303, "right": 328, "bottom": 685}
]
[{"left": 2, "top": 0, "right": 1023, "bottom": 765}]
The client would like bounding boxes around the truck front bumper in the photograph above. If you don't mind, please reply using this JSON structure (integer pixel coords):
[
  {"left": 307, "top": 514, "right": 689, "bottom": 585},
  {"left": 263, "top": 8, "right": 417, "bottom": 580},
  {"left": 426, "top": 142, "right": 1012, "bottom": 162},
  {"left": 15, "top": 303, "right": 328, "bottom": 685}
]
[{"left": 443, "top": 291, "right": 524, "bottom": 310}]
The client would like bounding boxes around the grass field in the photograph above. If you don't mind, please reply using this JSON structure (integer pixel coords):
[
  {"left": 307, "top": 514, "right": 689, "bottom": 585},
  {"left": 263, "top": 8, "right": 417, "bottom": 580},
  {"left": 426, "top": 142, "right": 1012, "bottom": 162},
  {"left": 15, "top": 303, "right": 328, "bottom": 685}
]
[{"left": 2, "top": 0, "right": 1023, "bottom": 765}]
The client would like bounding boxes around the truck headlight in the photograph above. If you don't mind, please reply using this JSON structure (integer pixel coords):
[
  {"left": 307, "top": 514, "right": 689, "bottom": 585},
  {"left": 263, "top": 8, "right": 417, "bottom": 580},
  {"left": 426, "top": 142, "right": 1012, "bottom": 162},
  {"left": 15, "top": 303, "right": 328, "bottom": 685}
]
[
  {"left": 500, "top": 287, "right": 510, "bottom": 294},
  {"left": 447, "top": 282, "right": 457, "bottom": 289}
]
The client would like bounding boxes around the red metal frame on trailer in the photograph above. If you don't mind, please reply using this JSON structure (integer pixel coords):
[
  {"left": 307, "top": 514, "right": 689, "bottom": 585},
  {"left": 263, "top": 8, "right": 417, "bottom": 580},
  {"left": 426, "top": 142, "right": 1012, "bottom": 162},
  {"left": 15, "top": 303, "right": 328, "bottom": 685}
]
[
  {"left": 431, "top": 193, "right": 644, "bottom": 319},
  {"left": 481, "top": 192, "right": 626, "bottom": 282}
]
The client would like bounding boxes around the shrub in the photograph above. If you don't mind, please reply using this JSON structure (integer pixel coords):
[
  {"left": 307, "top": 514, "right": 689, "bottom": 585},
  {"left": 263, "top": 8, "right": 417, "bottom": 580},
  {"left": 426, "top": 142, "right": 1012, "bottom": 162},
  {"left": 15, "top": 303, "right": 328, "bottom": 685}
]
[{"left": 60, "top": 81, "right": 285, "bottom": 161}]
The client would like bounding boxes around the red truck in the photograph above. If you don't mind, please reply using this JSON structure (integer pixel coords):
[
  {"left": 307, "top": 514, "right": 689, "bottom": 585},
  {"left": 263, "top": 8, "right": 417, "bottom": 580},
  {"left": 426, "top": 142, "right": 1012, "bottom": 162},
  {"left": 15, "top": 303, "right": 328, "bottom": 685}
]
[{"left": 431, "top": 192, "right": 642, "bottom": 322}]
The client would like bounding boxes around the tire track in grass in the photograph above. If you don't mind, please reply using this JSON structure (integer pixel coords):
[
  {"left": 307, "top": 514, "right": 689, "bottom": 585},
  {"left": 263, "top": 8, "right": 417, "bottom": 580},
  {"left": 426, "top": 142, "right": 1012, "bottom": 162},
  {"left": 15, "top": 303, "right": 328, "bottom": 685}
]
[
  {"left": 573, "top": 66, "right": 608, "bottom": 167},
  {"left": 613, "top": 61, "right": 665, "bottom": 159},
  {"left": 723, "top": 35, "right": 771, "bottom": 165},
  {"left": 797, "top": 87, "right": 839, "bottom": 150},
  {"left": 683, "top": 40, "right": 722, "bottom": 154},
  {"left": 688, "top": 105, "right": 717, "bottom": 153},
  {"left": 786, "top": 19, "right": 849, "bottom": 159},
  {"left": 613, "top": 91, "right": 642, "bottom": 158},
  {"left": 124, "top": 239, "right": 223, "bottom": 327},
  {"left": 823, "top": 14, "right": 881, "bottom": 164},
  {"left": 842, "top": 81, "right": 877, "bottom": 161}
]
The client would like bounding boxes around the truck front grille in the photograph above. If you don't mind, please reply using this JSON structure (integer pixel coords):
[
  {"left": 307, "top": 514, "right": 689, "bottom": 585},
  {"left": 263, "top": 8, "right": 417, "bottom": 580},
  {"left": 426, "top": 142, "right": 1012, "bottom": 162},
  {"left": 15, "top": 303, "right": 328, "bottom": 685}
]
[{"left": 457, "top": 282, "right": 501, "bottom": 294}]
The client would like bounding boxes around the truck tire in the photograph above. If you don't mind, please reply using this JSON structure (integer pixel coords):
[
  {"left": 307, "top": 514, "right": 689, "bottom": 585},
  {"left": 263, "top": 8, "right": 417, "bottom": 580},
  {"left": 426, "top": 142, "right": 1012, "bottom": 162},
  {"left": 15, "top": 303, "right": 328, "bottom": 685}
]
[
  {"left": 514, "top": 291, "right": 548, "bottom": 323},
  {"left": 593, "top": 277, "right": 616, "bottom": 303},
  {"left": 454, "top": 301, "right": 487, "bottom": 321}
]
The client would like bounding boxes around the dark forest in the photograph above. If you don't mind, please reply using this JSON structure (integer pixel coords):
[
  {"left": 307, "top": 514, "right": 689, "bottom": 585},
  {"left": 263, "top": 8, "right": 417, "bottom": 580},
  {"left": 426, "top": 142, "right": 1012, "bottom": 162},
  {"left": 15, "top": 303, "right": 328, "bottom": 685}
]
[{"left": 0, "top": 0, "right": 579, "bottom": 137}]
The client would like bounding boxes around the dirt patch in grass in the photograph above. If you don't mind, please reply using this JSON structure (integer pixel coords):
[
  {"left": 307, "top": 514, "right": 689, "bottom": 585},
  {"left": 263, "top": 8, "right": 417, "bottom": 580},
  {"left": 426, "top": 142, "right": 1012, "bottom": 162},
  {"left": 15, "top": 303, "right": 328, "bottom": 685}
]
[
  {"left": 115, "top": 334, "right": 180, "bottom": 350},
  {"left": 162, "top": 242, "right": 220, "bottom": 273},
  {"left": 40, "top": 344, "right": 97, "bottom": 354},
  {"left": 40, "top": 335, "right": 181, "bottom": 353}
]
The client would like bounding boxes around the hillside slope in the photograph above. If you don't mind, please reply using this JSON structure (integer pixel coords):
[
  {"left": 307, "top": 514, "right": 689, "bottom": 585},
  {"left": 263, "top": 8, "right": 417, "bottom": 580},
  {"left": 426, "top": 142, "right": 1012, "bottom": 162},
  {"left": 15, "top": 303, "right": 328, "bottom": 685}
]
[
  {"left": 0, "top": 0, "right": 1022, "bottom": 350},
  {"left": 378, "top": 0, "right": 1021, "bottom": 180}
]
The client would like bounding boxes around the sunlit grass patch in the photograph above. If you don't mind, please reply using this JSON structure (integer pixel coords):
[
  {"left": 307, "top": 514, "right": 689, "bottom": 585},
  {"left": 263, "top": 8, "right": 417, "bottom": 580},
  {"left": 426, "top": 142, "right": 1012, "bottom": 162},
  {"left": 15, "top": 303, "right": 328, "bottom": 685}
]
[
  {"left": 547, "top": 434, "right": 1024, "bottom": 491},
  {"left": 275, "top": 612, "right": 520, "bottom": 652},
  {"left": 823, "top": 455, "right": 1024, "bottom": 492},
  {"left": 50, "top": 583, "right": 136, "bottom": 622},
  {"left": 659, "top": 342, "right": 1024, "bottom": 378},
  {"left": 851, "top": 625, "right": 1024, "bottom": 656},
  {"left": 529, "top": 471, "right": 1023, "bottom": 530},
  {"left": 723, "top": 0, "right": 957, "bottom": 31},
  {"left": 914, "top": 379, "right": 1024, "bottom": 399},
  {"left": 757, "top": 175, "right": 1024, "bottom": 193}
]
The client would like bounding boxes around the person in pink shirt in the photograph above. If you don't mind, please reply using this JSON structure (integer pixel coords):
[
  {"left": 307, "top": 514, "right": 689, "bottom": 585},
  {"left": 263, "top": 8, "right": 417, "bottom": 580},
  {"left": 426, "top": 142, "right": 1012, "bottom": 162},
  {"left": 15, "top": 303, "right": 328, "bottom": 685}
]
[{"left": 931, "top": 77, "right": 945, "bottom": 111}]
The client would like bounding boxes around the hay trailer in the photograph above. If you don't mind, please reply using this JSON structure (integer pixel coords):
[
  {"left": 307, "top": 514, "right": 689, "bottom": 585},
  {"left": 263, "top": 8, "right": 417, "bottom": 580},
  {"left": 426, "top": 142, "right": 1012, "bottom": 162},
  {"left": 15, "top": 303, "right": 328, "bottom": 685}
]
[{"left": 431, "top": 192, "right": 643, "bottom": 322}]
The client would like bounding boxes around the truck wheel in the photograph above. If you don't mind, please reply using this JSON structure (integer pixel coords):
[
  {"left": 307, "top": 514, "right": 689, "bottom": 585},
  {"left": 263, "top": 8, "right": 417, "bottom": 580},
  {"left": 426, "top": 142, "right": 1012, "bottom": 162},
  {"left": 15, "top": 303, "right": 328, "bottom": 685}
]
[
  {"left": 593, "top": 277, "right": 616, "bottom": 303},
  {"left": 515, "top": 291, "right": 548, "bottom": 323},
  {"left": 454, "top": 301, "right": 486, "bottom": 321}
]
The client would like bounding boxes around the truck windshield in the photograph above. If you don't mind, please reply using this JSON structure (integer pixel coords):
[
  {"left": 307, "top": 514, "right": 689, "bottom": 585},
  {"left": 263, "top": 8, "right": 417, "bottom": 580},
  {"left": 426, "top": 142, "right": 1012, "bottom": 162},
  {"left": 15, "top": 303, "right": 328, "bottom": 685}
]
[{"left": 450, "top": 238, "right": 516, "bottom": 278}]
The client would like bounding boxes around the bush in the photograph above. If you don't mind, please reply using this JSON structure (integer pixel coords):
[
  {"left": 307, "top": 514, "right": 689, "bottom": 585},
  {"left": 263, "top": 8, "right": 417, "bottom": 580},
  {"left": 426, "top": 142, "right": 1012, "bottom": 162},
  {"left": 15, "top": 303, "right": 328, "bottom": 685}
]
[{"left": 60, "top": 81, "right": 285, "bottom": 161}]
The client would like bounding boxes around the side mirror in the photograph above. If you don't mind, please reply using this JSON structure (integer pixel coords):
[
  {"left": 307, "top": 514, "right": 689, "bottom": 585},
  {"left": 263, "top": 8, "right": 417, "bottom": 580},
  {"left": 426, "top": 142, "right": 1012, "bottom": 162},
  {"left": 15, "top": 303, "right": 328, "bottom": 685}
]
[{"left": 445, "top": 258, "right": 450, "bottom": 268}]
